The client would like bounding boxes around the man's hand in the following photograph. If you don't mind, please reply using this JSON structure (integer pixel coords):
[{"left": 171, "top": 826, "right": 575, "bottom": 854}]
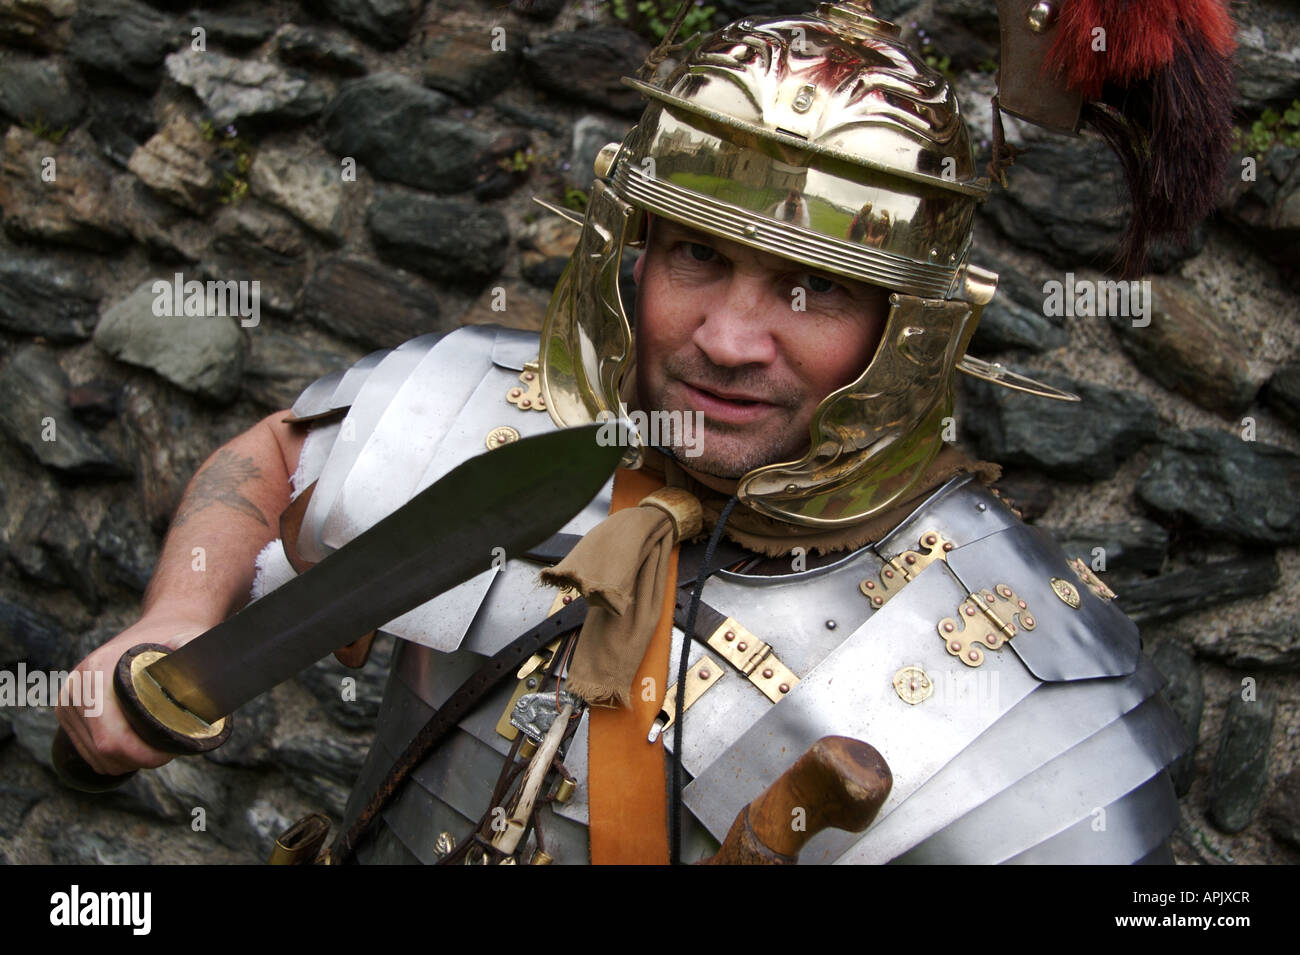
[{"left": 55, "top": 615, "right": 211, "bottom": 776}]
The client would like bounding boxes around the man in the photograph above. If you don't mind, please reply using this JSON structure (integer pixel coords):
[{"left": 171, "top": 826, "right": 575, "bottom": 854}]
[{"left": 57, "top": 1, "right": 1188, "bottom": 864}]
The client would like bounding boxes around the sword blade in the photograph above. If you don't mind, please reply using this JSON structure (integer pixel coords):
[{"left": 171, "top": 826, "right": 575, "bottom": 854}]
[{"left": 147, "top": 425, "right": 619, "bottom": 723}]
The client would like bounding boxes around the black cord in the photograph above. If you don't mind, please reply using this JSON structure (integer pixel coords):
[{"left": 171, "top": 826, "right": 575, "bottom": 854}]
[{"left": 669, "top": 493, "right": 738, "bottom": 865}]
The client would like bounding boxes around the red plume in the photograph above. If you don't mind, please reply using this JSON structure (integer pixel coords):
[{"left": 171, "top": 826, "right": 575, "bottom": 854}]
[{"left": 1046, "top": 0, "right": 1237, "bottom": 275}]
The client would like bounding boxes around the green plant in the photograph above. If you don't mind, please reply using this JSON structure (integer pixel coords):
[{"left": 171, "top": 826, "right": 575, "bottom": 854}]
[
  {"left": 562, "top": 186, "right": 588, "bottom": 213},
  {"left": 23, "top": 115, "right": 67, "bottom": 145},
  {"left": 1233, "top": 100, "right": 1300, "bottom": 154},
  {"left": 498, "top": 148, "right": 537, "bottom": 174},
  {"left": 201, "top": 120, "right": 254, "bottom": 206},
  {"left": 606, "top": 0, "right": 717, "bottom": 50}
]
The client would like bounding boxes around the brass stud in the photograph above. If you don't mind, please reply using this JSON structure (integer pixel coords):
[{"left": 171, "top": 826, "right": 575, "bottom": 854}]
[
  {"left": 698, "top": 668, "right": 711, "bottom": 680},
  {"left": 1026, "top": 0, "right": 1057, "bottom": 33},
  {"left": 905, "top": 554, "right": 916, "bottom": 565},
  {"left": 724, "top": 630, "right": 736, "bottom": 641},
  {"left": 968, "top": 650, "right": 979, "bottom": 662},
  {"left": 762, "top": 668, "right": 774, "bottom": 679},
  {"left": 864, "top": 580, "right": 876, "bottom": 590},
  {"left": 872, "top": 596, "right": 883, "bottom": 606},
  {"left": 949, "top": 641, "right": 961, "bottom": 652},
  {"left": 942, "top": 542, "right": 954, "bottom": 552},
  {"left": 925, "top": 534, "right": 937, "bottom": 545},
  {"left": 943, "top": 622, "right": 954, "bottom": 633},
  {"left": 737, "top": 642, "right": 748, "bottom": 652},
  {"left": 779, "top": 683, "right": 790, "bottom": 694}
]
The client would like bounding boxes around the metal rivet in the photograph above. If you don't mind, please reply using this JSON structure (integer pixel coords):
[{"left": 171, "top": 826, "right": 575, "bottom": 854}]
[
  {"left": 509, "top": 388, "right": 521, "bottom": 398},
  {"left": 864, "top": 580, "right": 875, "bottom": 590},
  {"left": 698, "top": 668, "right": 711, "bottom": 680},
  {"left": 1024, "top": 616, "right": 1035, "bottom": 627},
  {"left": 905, "top": 554, "right": 916, "bottom": 565},
  {"left": 762, "top": 668, "right": 773, "bottom": 679},
  {"left": 872, "top": 597, "right": 883, "bottom": 606},
  {"left": 964, "top": 606, "right": 976, "bottom": 616},
  {"left": 526, "top": 677, "right": 538, "bottom": 689},
  {"left": 520, "top": 398, "right": 531, "bottom": 408},
  {"left": 1026, "top": 0, "right": 1056, "bottom": 33},
  {"left": 779, "top": 683, "right": 790, "bottom": 694},
  {"left": 943, "top": 622, "right": 954, "bottom": 633},
  {"left": 925, "top": 534, "right": 937, "bottom": 545},
  {"left": 986, "top": 634, "right": 997, "bottom": 645},
  {"left": 884, "top": 569, "right": 895, "bottom": 579},
  {"left": 738, "top": 642, "right": 748, "bottom": 651},
  {"left": 745, "top": 224, "right": 759, "bottom": 238},
  {"left": 724, "top": 630, "right": 736, "bottom": 641},
  {"left": 968, "top": 650, "right": 979, "bottom": 661},
  {"left": 949, "top": 641, "right": 961, "bottom": 652},
  {"left": 943, "top": 542, "right": 954, "bottom": 552},
  {"left": 562, "top": 594, "right": 573, "bottom": 604},
  {"left": 985, "top": 593, "right": 995, "bottom": 603},
  {"left": 523, "top": 372, "right": 535, "bottom": 381},
  {"left": 826, "top": 619, "right": 837, "bottom": 630},
  {"left": 976, "top": 503, "right": 987, "bottom": 512}
]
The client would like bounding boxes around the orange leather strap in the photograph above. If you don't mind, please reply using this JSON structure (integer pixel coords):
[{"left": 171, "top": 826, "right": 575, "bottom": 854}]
[{"left": 587, "top": 467, "right": 675, "bottom": 865}]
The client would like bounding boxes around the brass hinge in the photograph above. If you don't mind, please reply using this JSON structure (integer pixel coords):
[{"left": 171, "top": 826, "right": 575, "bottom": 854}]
[
  {"left": 937, "top": 583, "right": 1037, "bottom": 667},
  {"left": 860, "top": 529, "right": 956, "bottom": 609},
  {"left": 506, "top": 360, "right": 547, "bottom": 412}
]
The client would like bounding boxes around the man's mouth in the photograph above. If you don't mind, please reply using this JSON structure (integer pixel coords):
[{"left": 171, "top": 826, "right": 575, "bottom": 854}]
[{"left": 678, "top": 381, "right": 780, "bottom": 422}]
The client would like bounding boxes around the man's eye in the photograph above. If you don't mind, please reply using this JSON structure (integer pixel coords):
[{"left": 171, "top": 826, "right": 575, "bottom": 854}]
[
  {"left": 686, "top": 243, "right": 716, "bottom": 262},
  {"left": 799, "top": 273, "right": 840, "bottom": 294}
]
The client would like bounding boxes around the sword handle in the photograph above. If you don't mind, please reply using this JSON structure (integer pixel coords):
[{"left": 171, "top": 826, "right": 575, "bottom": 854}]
[{"left": 51, "top": 643, "right": 234, "bottom": 793}]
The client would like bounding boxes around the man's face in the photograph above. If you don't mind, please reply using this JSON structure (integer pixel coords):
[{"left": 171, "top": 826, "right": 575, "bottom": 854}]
[{"left": 634, "top": 217, "right": 890, "bottom": 480}]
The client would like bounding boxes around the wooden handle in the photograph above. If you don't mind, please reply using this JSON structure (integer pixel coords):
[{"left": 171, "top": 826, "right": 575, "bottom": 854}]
[
  {"left": 50, "top": 643, "right": 233, "bottom": 794},
  {"left": 701, "top": 736, "right": 892, "bottom": 865},
  {"left": 51, "top": 727, "right": 137, "bottom": 793}
]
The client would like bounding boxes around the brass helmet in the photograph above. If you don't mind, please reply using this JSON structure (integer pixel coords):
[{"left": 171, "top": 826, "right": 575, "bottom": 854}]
[{"left": 540, "top": 0, "right": 1070, "bottom": 527}]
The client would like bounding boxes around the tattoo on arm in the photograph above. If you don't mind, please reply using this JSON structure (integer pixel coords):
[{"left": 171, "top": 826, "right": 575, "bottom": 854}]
[{"left": 172, "top": 449, "right": 270, "bottom": 529}]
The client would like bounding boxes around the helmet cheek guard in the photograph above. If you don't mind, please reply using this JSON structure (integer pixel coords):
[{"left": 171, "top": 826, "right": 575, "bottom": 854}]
[{"left": 541, "top": 1, "right": 1076, "bottom": 527}]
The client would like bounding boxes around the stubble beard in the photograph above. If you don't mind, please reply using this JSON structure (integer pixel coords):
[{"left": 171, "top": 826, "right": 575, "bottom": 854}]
[{"left": 645, "top": 353, "right": 811, "bottom": 480}]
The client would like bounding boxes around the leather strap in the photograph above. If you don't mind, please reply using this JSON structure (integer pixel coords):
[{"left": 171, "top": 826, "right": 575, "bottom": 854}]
[{"left": 587, "top": 468, "right": 675, "bottom": 865}]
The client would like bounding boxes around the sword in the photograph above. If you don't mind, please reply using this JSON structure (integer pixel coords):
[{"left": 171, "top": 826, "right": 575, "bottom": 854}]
[{"left": 53, "top": 424, "right": 624, "bottom": 792}]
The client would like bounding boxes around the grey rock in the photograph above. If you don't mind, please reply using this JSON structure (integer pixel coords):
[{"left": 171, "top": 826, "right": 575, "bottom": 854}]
[
  {"left": 491, "top": 100, "right": 564, "bottom": 137},
  {"left": 1050, "top": 518, "right": 1169, "bottom": 577},
  {"left": 6, "top": 704, "right": 55, "bottom": 767},
  {"left": 1208, "top": 687, "right": 1275, "bottom": 833},
  {"left": 300, "top": 256, "right": 449, "bottom": 350},
  {"left": 272, "top": 726, "right": 371, "bottom": 817},
  {"left": 0, "top": 127, "right": 129, "bottom": 251},
  {"left": 1221, "top": 145, "right": 1300, "bottom": 285},
  {"left": 1264, "top": 767, "right": 1300, "bottom": 852},
  {"left": 119, "top": 378, "right": 208, "bottom": 532},
  {"left": 524, "top": 28, "right": 652, "bottom": 117},
  {"left": 187, "top": 12, "right": 277, "bottom": 50},
  {"left": 987, "top": 470, "right": 1054, "bottom": 522},
  {"left": 304, "top": 0, "right": 418, "bottom": 50},
  {"left": 0, "top": 785, "right": 39, "bottom": 838},
  {"left": 367, "top": 192, "right": 509, "bottom": 286},
  {"left": 94, "top": 506, "right": 159, "bottom": 594},
  {"left": 971, "top": 296, "right": 1068, "bottom": 354},
  {"left": 0, "top": 255, "right": 99, "bottom": 341},
  {"left": 296, "top": 633, "right": 392, "bottom": 730},
  {"left": 164, "top": 50, "right": 328, "bottom": 126},
  {"left": 1109, "top": 278, "right": 1257, "bottom": 416},
  {"left": 421, "top": 23, "right": 521, "bottom": 103},
  {"left": 982, "top": 135, "right": 1202, "bottom": 273},
  {"left": 1233, "top": 1, "right": 1300, "bottom": 110},
  {"left": 94, "top": 279, "right": 247, "bottom": 404},
  {"left": 217, "top": 199, "right": 309, "bottom": 259},
  {"left": 0, "top": 346, "right": 128, "bottom": 476},
  {"left": 474, "top": 128, "right": 534, "bottom": 201},
  {"left": 203, "top": 691, "right": 276, "bottom": 767},
  {"left": 127, "top": 112, "right": 218, "bottom": 214},
  {"left": 109, "top": 175, "right": 207, "bottom": 263},
  {"left": 928, "top": 0, "right": 1000, "bottom": 70},
  {"left": 33, "top": 507, "right": 99, "bottom": 610},
  {"left": 1263, "top": 363, "right": 1300, "bottom": 430},
  {"left": 275, "top": 24, "right": 368, "bottom": 76},
  {"left": 511, "top": 0, "right": 563, "bottom": 20},
  {"left": 0, "top": 598, "right": 62, "bottom": 670},
  {"left": 568, "top": 115, "right": 630, "bottom": 190},
  {"left": 1137, "top": 429, "right": 1300, "bottom": 545},
  {"left": 1115, "top": 555, "right": 1280, "bottom": 626},
  {"left": 960, "top": 369, "right": 1159, "bottom": 480},
  {"left": 68, "top": 0, "right": 180, "bottom": 90},
  {"left": 247, "top": 148, "right": 345, "bottom": 241},
  {"left": 0, "top": 54, "right": 84, "bottom": 130},
  {"left": 243, "top": 320, "right": 360, "bottom": 410},
  {"left": 114, "top": 752, "right": 229, "bottom": 822},
  {"left": 85, "top": 85, "right": 157, "bottom": 169},
  {"left": 48, "top": 825, "right": 155, "bottom": 865},
  {"left": 322, "top": 73, "right": 491, "bottom": 193},
  {"left": 67, "top": 381, "right": 119, "bottom": 427},
  {"left": 200, "top": 245, "right": 306, "bottom": 318},
  {"left": 0, "top": 0, "right": 76, "bottom": 53},
  {"left": 1150, "top": 642, "right": 1203, "bottom": 797},
  {"left": 1193, "top": 618, "right": 1300, "bottom": 671}
]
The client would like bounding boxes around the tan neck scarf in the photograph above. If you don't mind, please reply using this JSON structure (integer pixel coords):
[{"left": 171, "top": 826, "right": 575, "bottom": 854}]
[{"left": 542, "top": 446, "right": 999, "bottom": 708}]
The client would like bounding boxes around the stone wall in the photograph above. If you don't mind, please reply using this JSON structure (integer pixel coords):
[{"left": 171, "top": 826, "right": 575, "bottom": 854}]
[{"left": 0, "top": 0, "right": 1296, "bottom": 864}]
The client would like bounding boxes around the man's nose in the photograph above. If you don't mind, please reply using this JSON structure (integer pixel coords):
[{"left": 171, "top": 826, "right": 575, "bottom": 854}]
[{"left": 691, "top": 274, "right": 778, "bottom": 368}]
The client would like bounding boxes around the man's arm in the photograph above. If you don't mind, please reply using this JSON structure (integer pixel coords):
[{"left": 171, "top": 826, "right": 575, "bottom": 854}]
[{"left": 56, "top": 411, "right": 308, "bottom": 776}]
